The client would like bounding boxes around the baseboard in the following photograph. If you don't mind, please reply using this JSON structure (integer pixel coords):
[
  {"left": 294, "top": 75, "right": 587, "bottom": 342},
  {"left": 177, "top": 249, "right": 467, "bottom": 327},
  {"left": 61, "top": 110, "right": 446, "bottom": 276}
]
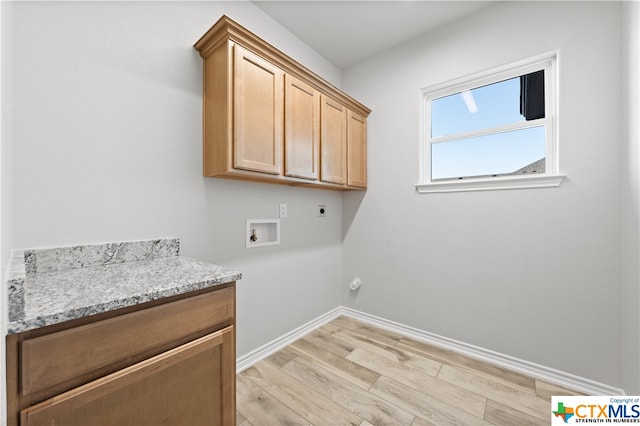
[
  {"left": 338, "top": 307, "right": 625, "bottom": 396},
  {"left": 236, "top": 306, "right": 625, "bottom": 396},
  {"left": 236, "top": 306, "right": 344, "bottom": 373}
]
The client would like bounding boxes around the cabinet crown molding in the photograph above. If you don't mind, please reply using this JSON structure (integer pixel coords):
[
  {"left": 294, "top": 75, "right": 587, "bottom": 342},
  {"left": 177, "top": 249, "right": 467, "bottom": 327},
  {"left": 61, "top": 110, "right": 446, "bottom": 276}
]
[{"left": 194, "top": 15, "right": 371, "bottom": 117}]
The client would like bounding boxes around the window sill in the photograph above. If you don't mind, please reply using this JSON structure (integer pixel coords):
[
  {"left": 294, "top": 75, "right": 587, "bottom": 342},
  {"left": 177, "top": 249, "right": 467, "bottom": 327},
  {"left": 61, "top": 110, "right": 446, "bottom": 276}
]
[{"left": 415, "top": 174, "right": 566, "bottom": 194}]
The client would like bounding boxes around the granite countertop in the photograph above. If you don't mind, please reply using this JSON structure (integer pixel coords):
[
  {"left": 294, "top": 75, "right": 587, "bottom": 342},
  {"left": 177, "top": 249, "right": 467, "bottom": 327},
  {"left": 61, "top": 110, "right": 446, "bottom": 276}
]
[{"left": 7, "top": 238, "right": 242, "bottom": 334}]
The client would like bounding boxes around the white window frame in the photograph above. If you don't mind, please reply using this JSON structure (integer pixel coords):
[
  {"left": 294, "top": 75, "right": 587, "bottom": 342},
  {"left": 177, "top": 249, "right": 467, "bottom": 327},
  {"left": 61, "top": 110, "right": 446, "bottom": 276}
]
[{"left": 416, "top": 51, "right": 565, "bottom": 193}]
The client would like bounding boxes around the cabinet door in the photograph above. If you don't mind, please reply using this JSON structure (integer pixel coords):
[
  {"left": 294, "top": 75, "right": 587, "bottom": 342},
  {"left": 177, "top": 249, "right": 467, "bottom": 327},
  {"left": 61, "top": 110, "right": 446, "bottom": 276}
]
[
  {"left": 320, "top": 95, "right": 347, "bottom": 185},
  {"left": 285, "top": 75, "right": 320, "bottom": 180},
  {"left": 21, "top": 326, "right": 235, "bottom": 426},
  {"left": 347, "top": 110, "right": 367, "bottom": 188},
  {"left": 234, "top": 44, "right": 284, "bottom": 175}
]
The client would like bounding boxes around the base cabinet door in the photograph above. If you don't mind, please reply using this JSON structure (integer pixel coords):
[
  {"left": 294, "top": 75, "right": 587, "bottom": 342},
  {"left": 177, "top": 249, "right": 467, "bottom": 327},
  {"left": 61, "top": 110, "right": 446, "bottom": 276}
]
[{"left": 20, "top": 327, "right": 235, "bottom": 426}]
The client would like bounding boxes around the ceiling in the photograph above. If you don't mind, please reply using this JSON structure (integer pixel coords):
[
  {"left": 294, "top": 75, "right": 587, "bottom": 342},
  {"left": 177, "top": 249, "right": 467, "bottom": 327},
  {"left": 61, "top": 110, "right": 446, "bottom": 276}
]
[{"left": 253, "top": 1, "right": 495, "bottom": 70}]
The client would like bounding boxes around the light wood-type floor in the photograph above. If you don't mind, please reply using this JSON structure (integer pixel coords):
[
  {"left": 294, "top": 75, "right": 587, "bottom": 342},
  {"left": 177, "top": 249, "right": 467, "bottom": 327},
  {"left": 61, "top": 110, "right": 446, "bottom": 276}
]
[{"left": 236, "top": 316, "right": 583, "bottom": 425}]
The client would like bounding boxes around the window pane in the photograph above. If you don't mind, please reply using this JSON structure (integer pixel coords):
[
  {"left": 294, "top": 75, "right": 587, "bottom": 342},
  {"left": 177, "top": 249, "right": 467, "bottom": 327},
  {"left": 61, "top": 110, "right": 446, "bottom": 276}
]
[
  {"left": 431, "top": 71, "right": 544, "bottom": 138},
  {"left": 431, "top": 126, "right": 545, "bottom": 180}
]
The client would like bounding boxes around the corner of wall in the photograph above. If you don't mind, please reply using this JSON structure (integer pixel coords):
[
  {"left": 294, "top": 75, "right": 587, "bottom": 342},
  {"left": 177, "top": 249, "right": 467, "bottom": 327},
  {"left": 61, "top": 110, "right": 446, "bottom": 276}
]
[{"left": 621, "top": 0, "right": 640, "bottom": 395}]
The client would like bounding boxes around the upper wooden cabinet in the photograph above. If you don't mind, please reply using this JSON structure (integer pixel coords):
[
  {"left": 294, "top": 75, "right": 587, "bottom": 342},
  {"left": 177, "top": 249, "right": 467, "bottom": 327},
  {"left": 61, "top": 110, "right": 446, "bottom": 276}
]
[
  {"left": 347, "top": 110, "right": 367, "bottom": 188},
  {"left": 285, "top": 74, "right": 320, "bottom": 181},
  {"left": 234, "top": 45, "right": 284, "bottom": 175},
  {"left": 320, "top": 95, "right": 347, "bottom": 185},
  {"left": 194, "top": 15, "right": 370, "bottom": 190}
]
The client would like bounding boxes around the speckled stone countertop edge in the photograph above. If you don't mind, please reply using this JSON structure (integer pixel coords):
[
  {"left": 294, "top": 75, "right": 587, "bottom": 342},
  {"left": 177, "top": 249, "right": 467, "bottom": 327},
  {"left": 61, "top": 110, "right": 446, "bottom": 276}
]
[
  {"left": 7, "top": 250, "right": 26, "bottom": 325},
  {"left": 7, "top": 270, "right": 241, "bottom": 335}
]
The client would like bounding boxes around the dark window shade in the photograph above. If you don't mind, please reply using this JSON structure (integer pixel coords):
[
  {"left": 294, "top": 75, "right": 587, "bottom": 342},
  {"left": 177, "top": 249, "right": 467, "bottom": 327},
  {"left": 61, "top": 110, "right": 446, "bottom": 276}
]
[{"left": 520, "top": 70, "right": 545, "bottom": 120}]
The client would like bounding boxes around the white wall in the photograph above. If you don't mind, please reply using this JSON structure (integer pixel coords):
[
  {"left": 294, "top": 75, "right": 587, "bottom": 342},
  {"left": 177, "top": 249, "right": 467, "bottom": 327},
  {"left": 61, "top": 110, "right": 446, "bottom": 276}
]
[
  {"left": 3, "top": 1, "right": 344, "bottom": 363},
  {"left": 342, "top": 1, "right": 625, "bottom": 389},
  {"left": 622, "top": 0, "right": 640, "bottom": 394}
]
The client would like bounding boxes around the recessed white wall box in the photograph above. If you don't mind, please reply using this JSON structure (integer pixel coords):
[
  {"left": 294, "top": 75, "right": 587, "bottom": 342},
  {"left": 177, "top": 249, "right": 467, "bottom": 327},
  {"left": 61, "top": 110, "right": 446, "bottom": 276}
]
[{"left": 246, "top": 219, "right": 280, "bottom": 248}]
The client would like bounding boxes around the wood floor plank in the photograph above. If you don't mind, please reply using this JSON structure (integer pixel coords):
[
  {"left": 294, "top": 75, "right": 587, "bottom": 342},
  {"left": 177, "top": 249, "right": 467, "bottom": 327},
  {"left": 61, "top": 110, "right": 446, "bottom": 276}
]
[
  {"left": 346, "top": 347, "right": 441, "bottom": 383},
  {"left": 371, "top": 375, "right": 493, "bottom": 426},
  {"left": 243, "top": 360, "right": 362, "bottom": 426},
  {"left": 265, "top": 345, "right": 299, "bottom": 368},
  {"left": 301, "top": 328, "right": 357, "bottom": 358},
  {"left": 332, "top": 329, "right": 394, "bottom": 355},
  {"left": 346, "top": 347, "right": 487, "bottom": 419},
  {"left": 316, "top": 320, "right": 341, "bottom": 335},
  {"left": 484, "top": 399, "right": 549, "bottom": 426},
  {"left": 437, "top": 365, "right": 550, "bottom": 421},
  {"left": 236, "top": 374, "right": 310, "bottom": 426},
  {"left": 332, "top": 327, "right": 443, "bottom": 376},
  {"left": 535, "top": 379, "right": 586, "bottom": 400},
  {"left": 331, "top": 316, "right": 402, "bottom": 346},
  {"left": 289, "top": 337, "right": 380, "bottom": 390},
  {"left": 337, "top": 332, "right": 443, "bottom": 377},
  {"left": 411, "top": 416, "right": 436, "bottom": 426},
  {"left": 236, "top": 411, "right": 250, "bottom": 426},
  {"left": 282, "top": 356, "right": 416, "bottom": 425},
  {"left": 397, "top": 337, "right": 536, "bottom": 394}
]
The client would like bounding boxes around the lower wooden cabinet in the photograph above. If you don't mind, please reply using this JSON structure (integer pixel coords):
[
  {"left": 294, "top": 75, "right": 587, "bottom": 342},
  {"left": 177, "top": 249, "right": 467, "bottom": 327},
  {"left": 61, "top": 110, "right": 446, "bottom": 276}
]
[
  {"left": 6, "top": 284, "right": 236, "bottom": 426},
  {"left": 20, "top": 327, "right": 235, "bottom": 426}
]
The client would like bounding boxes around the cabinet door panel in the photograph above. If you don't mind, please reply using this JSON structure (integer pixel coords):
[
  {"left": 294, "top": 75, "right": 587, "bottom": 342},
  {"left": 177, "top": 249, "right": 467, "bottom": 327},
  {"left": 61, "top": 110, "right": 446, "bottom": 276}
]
[
  {"left": 320, "top": 95, "right": 347, "bottom": 185},
  {"left": 285, "top": 75, "right": 320, "bottom": 180},
  {"left": 234, "top": 45, "right": 283, "bottom": 175},
  {"left": 21, "top": 326, "right": 235, "bottom": 426},
  {"left": 347, "top": 110, "right": 367, "bottom": 188}
]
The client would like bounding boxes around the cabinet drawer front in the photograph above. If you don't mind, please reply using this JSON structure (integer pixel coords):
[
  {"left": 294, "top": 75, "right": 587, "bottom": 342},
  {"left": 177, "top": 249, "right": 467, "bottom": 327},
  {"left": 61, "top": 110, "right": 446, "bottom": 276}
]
[
  {"left": 21, "top": 326, "right": 235, "bottom": 426},
  {"left": 21, "top": 286, "right": 234, "bottom": 396}
]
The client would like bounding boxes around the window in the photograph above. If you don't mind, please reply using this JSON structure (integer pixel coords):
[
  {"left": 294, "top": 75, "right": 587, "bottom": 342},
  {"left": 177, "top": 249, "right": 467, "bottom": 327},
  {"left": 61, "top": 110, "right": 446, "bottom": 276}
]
[{"left": 417, "top": 52, "right": 564, "bottom": 193}]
